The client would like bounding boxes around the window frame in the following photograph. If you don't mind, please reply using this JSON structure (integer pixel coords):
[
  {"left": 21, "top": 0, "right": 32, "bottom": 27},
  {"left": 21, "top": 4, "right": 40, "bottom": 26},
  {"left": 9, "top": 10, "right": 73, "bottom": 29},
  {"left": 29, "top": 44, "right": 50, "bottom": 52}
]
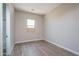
[{"left": 26, "top": 19, "right": 35, "bottom": 28}]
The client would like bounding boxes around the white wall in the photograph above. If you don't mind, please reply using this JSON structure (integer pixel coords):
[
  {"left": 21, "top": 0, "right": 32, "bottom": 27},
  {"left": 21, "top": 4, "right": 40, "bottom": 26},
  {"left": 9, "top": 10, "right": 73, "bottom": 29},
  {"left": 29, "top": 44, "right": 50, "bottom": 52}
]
[
  {"left": 15, "top": 10, "right": 44, "bottom": 43},
  {"left": 0, "top": 3, "right": 3, "bottom": 56},
  {"left": 6, "top": 4, "right": 15, "bottom": 55},
  {"left": 44, "top": 4, "right": 79, "bottom": 54}
]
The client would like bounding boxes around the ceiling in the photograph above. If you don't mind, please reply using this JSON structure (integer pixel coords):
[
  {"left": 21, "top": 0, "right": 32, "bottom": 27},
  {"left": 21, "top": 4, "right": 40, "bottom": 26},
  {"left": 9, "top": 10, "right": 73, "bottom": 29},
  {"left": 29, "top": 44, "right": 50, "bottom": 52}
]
[{"left": 13, "top": 3, "right": 60, "bottom": 15}]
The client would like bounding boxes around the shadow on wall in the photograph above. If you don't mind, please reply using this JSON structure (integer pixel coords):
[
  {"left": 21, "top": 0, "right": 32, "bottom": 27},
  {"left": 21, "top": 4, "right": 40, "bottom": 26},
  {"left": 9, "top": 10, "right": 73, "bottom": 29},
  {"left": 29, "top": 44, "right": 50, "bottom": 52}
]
[{"left": 48, "top": 4, "right": 79, "bottom": 20}]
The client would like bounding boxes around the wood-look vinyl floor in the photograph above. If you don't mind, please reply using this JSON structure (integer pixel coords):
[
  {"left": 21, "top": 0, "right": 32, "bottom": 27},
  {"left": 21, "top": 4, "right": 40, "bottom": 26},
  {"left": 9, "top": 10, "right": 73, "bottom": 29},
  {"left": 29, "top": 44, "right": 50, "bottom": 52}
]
[{"left": 11, "top": 40, "right": 76, "bottom": 56}]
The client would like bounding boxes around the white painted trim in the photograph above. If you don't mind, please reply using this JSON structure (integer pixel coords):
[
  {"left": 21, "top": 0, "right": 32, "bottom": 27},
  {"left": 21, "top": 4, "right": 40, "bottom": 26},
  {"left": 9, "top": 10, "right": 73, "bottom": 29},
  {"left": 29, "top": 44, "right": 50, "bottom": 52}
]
[
  {"left": 0, "top": 3, "right": 3, "bottom": 56},
  {"left": 6, "top": 44, "right": 14, "bottom": 56},
  {"left": 10, "top": 44, "right": 14, "bottom": 56},
  {"left": 15, "top": 39, "right": 43, "bottom": 44},
  {"left": 45, "top": 39, "right": 79, "bottom": 56},
  {"left": 14, "top": 39, "right": 79, "bottom": 55}
]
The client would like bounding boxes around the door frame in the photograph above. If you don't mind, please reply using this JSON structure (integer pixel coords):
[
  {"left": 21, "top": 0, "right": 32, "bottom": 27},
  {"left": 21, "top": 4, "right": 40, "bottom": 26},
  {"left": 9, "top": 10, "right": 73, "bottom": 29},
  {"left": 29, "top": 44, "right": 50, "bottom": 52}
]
[{"left": 0, "top": 3, "right": 3, "bottom": 56}]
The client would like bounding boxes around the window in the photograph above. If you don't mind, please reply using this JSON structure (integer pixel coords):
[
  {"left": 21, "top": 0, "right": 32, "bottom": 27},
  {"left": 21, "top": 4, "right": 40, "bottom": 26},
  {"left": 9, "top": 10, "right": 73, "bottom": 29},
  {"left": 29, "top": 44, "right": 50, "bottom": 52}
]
[{"left": 27, "top": 19, "right": 35, "bottom": 28}]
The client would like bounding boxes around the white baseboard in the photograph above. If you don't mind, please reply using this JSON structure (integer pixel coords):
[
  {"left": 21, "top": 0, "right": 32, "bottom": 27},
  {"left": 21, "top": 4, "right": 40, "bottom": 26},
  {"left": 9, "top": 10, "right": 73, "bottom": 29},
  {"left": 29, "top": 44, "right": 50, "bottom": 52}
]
[
  {"left": 45, "top": 39, "right": 79, "bottom": 56},
  {"left": 15, "top": 39, "right": 43, "bottom": 44},
  {"left": 14, "top": 39, "right": 79, "bottom": 55}
]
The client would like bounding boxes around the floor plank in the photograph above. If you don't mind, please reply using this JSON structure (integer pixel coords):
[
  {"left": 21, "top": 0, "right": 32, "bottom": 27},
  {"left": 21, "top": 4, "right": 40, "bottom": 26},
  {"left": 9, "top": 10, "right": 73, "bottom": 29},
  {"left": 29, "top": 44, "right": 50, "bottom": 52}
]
[{"left": 11, "top": 40, "right": 76, "bottom": 56}]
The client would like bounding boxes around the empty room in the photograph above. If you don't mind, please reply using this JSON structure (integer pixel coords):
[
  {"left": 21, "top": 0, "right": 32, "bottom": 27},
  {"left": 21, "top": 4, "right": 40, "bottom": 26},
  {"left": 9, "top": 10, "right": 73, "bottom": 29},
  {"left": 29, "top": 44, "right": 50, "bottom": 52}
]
[{"left": 2, "top": 3, "right": 79, "bottom": 56}]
